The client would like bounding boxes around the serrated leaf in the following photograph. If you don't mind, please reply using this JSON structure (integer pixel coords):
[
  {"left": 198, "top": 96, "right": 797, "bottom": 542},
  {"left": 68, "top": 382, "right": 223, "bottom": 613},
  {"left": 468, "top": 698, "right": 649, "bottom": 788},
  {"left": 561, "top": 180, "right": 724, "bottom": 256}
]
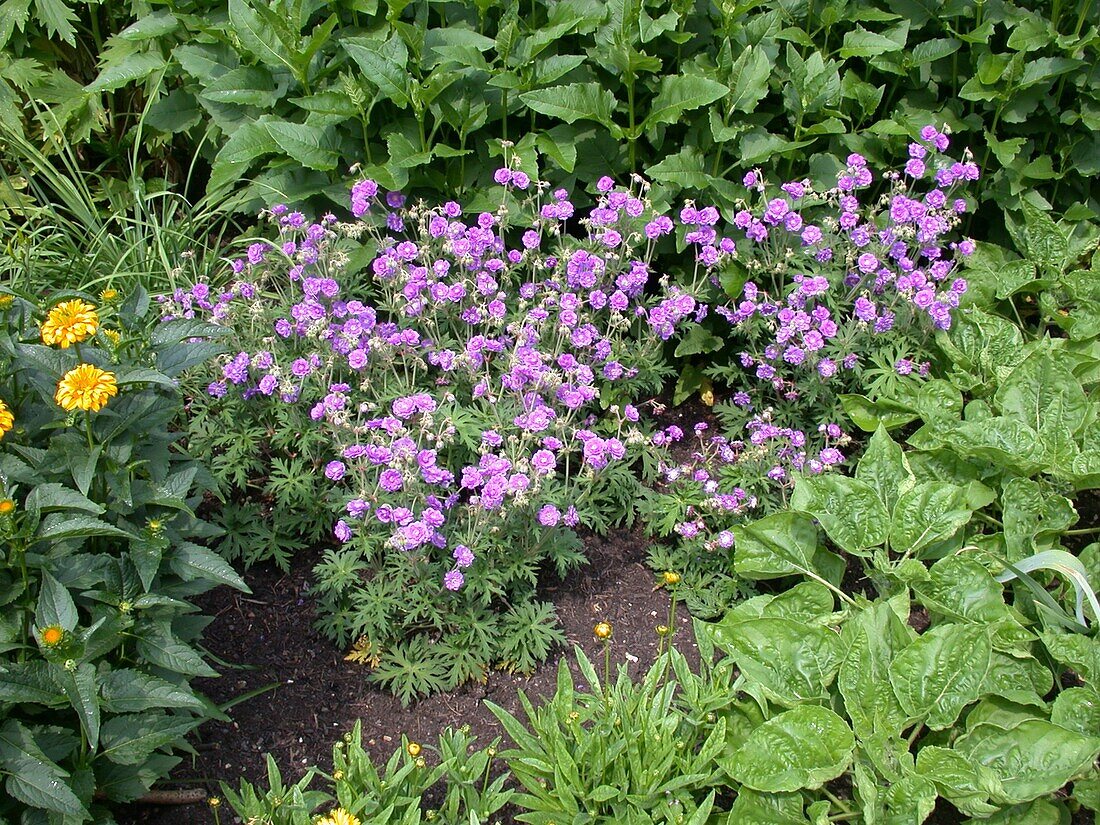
[
  {"left": 100, "top": 669, "right": 204, "bottom": 713},
  {"left": 36, "top": 571, "right": 77, "bottom": 631},
  {"left": 169, "top": 542, "right": 248, "bottom": 592},
  {"left": 228, "top": 0, "right": 292, "bottom": 72},
  {"left": 519, "top": 82, "right": 615, "bottom": 126},
  {"left": 724, "top": 45, "right": 771, "bottom": 114},
  {"left": 264, "top": 120, "right": 339, "bottom": 170},
  {"left": 342, "top": 36, "right": 410, "bottom": 107},
  {"left": 644, "top": 74, "right": 728, "bottom": 129},
  {"left": 85, "top": 52, "right": 165, "bottom": 93},
  {"left": 135, "top": 627, "right": 217, "bottom": 677},
  {"left": 99, "top": 713, "right": 198, "bottom": 766},
  {"left": 200, "top": 66, "right": 281, "bottom": 107}
]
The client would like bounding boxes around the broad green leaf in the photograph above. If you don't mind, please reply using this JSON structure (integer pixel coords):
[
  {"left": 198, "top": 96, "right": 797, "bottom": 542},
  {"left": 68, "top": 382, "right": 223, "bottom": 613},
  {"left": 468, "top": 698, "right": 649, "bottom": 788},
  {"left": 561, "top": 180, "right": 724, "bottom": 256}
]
[
  {"left": 839, "top": 393, "right": 918, "bottom": 431},
  {"left": 644, "top": 74, "right": 728, "bottom": 129},
  {"left": 915, "top": 746, "right": 1004, "bottom": 818},
  {"left": 889, "top": 623, "right": 992, "bottom": 729},
  {"left": 711, "top": 617, "right": 843, "bottom": 706},
  {"left": 947, "top": 418, "right": 1046, "bottom": 476},
  {"left": 787, "top": 46, "right": 841, "bottom": 114},
  {"left": 909, "top": 37, "right": 961, "bottom": 65},
  {"left": 723, "top": 705, "right": 854, "bottom": 792},
  {"left": 25, "top": 483, "right": 103, "bottom": 515},
  {"left": 725, "top": 789, "right": 808, "bottom": 824},
  {"left": 955, "top": 720, "right": 1100, "bottom": 804},
  {"left": 117, "top": 11, "right": 178, "bottom": 40},
  {"left": 169, "top": 542, "right": 249, "bottom": 592},
  {"left": 227, "top": 0, "right": 292, "bottom": 73},
  {"left": 100, "top": 669, "right": 205, "bottom": 713},
  {"left": 99, "top": 713, "right": 198, "bottom": 766},
  {"left": 840, "top": 26, "right": 905, "bottom": 58},
  {"left": 518, "top": 83, "right": 615, "bottom": 126},
  {"left": 888, "top": 482, "right": 972, "bottom": 558},
  {"left": 723, "top": 45, "right": 771, "bottom": 114},
  {"left": 85, "top": 52, "right": 165, "bottom": 93},
  {"left": 791, "top": 474, "right": 887, "bottom": 554},
  {"left": 134, "top": 627, "right": 217, "bottom": 677},
  {"left": 1001, "top": 478, "right": 1077, "bottom": 560},
  {"left": 36, "top": 514, "right": 138, "bottom": 543},
  {"left": 981, "top": 652, "right": 1052, "bottom": 706},
  {"left": 644, "top": 146, "right": 710, "bottom": 189},
  {"left": 0, "top": 661, "right": 61, "bottom": 705},
  {"left": 733, "top": 512, "right": 821, "bottom": 580},
  {"left": 1040, "top": 630, "right": 1099, "bottom": 685},
  {"left": 0, "top": 720, "right": 86, "bottom": 816},
  {"left": 265, "top": 120, "right": 339, "bottom": 171},
  {"left": 343, "top": 36, "right": 410, "bottom": 107},
  {"left": 200, "top": 66, "right": 281, "bottom": 107},
  {"left": 1051, "top": 687, "right": 1100, "bottom": 736},
  {"left": 855, "top": 425, "right": 913, "bottom": 515},
  {"left": 913, "top": 556, "right": 1032, "bottom": 650},
  {"left": 36, "top": 571, "right": 77, "bottom": 631},
  {"left": 839, "top": 600, "right": 913, "bottom": 741}
]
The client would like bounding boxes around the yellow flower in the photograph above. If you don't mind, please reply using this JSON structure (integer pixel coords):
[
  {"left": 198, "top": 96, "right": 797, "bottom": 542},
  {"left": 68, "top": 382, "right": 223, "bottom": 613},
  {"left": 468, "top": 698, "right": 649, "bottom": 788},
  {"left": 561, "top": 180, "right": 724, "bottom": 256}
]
[
  {"left": 102, "top": 329, "right": 121, "bottom": 346},
  {"left": 663, "top": 571, "right": 681, "bottom": 586},
  {"left": 0, "top": 498, "right": 14, "bottom": 515},
  {"left": 594, "top": 621, "right": 613, "bottom": 640},
  {"left": 406, "top": 741, "right": 422, "bottom": 757},
  {"left": 99, "top": 288, "right": 119, "bottom": 302},
  {"left": 40, "top": 625, "right": 64, "bottom": 646},
  {"left": 55, "top": 364, "right": 118, "bottom": 412},
  {"left": 0, "top": 294, "right": 12, "bottom": 309},
  {"left": 318, "top": 810, "right": 360, "bottom": 825},
  {"left": 41, "top": 299, "right": 99, "bottom": 348},
  {"left": 0, "top": 398, "right": 13, "bottom": 439}
]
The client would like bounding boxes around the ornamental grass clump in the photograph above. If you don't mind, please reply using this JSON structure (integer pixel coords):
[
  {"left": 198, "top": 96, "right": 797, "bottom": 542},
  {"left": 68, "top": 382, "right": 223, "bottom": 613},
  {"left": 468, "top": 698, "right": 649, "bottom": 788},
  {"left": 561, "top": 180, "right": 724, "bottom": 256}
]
[{"left": 182, "top": 171, "right": 705, "bottom": 702}]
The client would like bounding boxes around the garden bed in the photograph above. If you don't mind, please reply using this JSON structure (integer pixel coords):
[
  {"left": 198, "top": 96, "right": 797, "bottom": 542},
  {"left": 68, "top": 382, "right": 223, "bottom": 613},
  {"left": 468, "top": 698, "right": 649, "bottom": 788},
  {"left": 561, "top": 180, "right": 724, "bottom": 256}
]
[{"left": 117, "top": 525, "right": 693, "bottom": 825}]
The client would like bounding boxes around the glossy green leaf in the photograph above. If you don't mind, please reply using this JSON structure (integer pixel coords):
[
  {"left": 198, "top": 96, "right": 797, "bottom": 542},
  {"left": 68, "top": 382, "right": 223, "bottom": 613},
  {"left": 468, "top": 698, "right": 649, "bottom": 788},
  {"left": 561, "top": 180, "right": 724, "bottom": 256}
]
[
  {"left": 791, "top": 474, "right": 887, "bottom": 554},
  {"left": 733, "top": 512, "right": 821, "bottom": 581},
  {"left": 839, "top": 600, "right": 913, "bottom": 741},
  {"left": 712, "top": 617, "right": 843, "bottom": 706},
  {"left": 888, "top": 482, "right": 972, "bottom": 558},
  {"left": 724, "top": 705, "right": 854, "bottom": 792},
  {"left": 889, "top": 623, "right": 992, "bottom": 729},
  {"left": 955, "top": 720, "right": 1100, "bottom": 804},
  {"left": 644, "top": 74, "right": 728, "bottom": 129}
]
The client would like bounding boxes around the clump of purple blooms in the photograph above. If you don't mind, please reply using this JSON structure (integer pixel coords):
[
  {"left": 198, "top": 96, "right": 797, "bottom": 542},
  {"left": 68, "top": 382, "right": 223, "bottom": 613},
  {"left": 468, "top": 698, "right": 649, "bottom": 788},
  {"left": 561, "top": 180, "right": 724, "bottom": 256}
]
[
  {"left": 173, "top": 169, "right": 707, "bottom": 606},
  {"left": 707, "top": 126, "right": 977, "bottom": 406}
]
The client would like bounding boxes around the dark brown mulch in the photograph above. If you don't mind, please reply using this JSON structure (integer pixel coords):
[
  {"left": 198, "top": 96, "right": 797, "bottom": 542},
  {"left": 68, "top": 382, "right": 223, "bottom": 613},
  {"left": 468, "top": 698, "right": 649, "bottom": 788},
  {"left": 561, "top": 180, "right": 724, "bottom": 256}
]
[{"left": 117, "top": 527, "right": 695, "bottom": 825}]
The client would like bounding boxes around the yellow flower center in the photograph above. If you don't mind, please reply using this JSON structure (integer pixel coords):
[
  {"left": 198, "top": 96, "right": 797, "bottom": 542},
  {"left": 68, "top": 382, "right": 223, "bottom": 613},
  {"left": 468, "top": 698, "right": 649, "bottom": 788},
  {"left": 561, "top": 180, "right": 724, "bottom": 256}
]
[
  {"left": 41, "top": 625, "right": 64, "bottom": 646},
  {"left": 0, "top": 499, "right": 14, "bottom": 515}
]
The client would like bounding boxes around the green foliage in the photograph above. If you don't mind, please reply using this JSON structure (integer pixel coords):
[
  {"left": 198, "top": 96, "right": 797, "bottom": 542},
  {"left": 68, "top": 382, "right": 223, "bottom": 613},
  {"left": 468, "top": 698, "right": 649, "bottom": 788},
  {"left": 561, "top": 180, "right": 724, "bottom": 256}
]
[
  {"left": 4, "top": 0, "right": 1097, "bottom": 224},
  {"left": 0, "top": 285, "right": 240, "bottom": 821},
  {"left": 222, "top": 721, "right": 512, "bottom": 824}
]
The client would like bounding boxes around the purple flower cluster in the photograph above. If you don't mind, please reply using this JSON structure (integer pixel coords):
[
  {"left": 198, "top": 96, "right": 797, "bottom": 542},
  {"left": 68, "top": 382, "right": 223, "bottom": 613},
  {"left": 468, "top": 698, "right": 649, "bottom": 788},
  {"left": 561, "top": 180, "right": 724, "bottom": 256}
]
[
  {"left": 707, "top": 126, "right": 978, "bottom": 405},
  {"left": 187, "top": 172, "right": 701, "bottom": 593},
  {"left": 655, "top": 415, "right": 851, "bottom": 550}
]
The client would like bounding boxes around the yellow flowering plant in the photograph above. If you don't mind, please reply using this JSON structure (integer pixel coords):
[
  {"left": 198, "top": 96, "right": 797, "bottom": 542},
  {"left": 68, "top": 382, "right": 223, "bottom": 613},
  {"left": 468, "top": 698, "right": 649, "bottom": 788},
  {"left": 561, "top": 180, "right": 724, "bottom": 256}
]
[{"left": 0, "top": 286, "right": 239, "bottom": 822}]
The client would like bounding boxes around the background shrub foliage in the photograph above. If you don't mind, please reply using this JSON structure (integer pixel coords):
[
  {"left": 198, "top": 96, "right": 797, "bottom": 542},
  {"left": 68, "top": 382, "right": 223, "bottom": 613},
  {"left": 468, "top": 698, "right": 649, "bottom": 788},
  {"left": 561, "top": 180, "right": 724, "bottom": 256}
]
[{"left": 1, "top": 0, "right": 1097, "bottom": 225}]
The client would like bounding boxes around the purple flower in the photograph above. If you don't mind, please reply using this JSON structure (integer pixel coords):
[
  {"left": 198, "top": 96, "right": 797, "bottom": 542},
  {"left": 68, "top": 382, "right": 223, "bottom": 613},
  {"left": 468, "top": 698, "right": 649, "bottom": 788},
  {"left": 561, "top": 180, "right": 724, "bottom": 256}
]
[
  {"left": 325, "top": 461, "right": 346, "bottom": 481},
  {"left": 334, "top": 520, "right": 352, "bottom": 543},
  {"left": 444, "top": 568, "right": 464, "bottom": 591},
  {"left": 538, "top": 504, "right": 561, "bottom": 527},
  {"left": 379, "top": 469, "right": 404, "bottom": 492},
  {"left": 453, "top": 545, "right": 474, "bottom": 568}
]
